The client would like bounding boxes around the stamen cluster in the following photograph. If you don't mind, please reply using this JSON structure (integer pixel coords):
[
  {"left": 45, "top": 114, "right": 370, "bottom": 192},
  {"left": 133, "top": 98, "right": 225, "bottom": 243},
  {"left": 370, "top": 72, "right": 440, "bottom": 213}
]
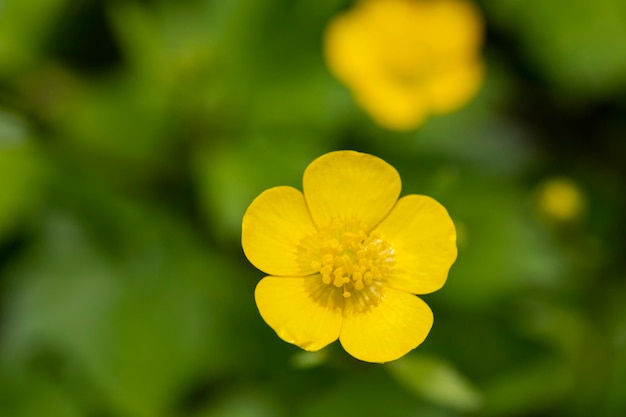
[{"left": 305, "top": 218, "right": 395, "bottom": 299}]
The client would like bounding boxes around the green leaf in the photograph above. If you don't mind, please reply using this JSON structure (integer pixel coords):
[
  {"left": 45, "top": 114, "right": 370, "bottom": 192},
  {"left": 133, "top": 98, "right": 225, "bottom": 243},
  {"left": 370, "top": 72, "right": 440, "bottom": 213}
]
[
  {"left": 0, "top": 371, "right": 79, "bottom": 417},
  {"left": 1, "top": 200, "right": 249, "bottom": 417},
  {"left": 297, "top": 367, "right": 453, "bottom": 417},
  {"left": 0, "top": 111, "right": 42, "bottom": 238},
  {"left": 425, "top": 172, "right": 566, "bottom": 311},
  {"left": 195, "top": 387, "right": 283, "bottom": 417},
  {"left": 0, "top": 0, "right": 69, "bottom": 77},
  {"left": 483, "top": 0, "right": 626, "bottom": 97},
  {"left": 482, "top": 358, "right": 573, "bottom": 416},
  {"left": 193, "top": 134, "right": 328, "bottom": 243},
  {"left": 386, "top": 354, "right": 482, "bottom": 411}
]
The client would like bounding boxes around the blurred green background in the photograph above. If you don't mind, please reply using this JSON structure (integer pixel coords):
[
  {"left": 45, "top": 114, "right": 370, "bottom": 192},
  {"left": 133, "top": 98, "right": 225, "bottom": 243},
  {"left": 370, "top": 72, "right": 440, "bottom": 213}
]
[{"left": 1, "top": 0, "right": 626, "bottom": 416}]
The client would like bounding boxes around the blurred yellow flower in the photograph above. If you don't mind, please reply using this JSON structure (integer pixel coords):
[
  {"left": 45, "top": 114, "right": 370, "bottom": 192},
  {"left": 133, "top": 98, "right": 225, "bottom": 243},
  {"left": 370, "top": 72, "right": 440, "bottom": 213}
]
[
  {"left": 324, "top": 0, "right": 484, "bottom": 131},
  {"left": 536, "top": 178, "right": 586, "bottom": 223},
  {"left": 242, "top": 151, "right": 457, "bottom": 363}
]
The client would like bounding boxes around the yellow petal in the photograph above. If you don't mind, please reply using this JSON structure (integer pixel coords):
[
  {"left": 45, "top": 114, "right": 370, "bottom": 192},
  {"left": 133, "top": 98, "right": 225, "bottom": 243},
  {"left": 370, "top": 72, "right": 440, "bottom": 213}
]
[
  {"left": 242, "top": 186, "right": 317, "bottom": 276},
  {"left": 426, "top": 61, "right": 484, "bottom": 114},
  {"left": 255, "top": 276, "right": 343, "bottom": 351},
  {"left": 303, "top": 151, "right": 401, "bottom": 230},
  {"left": 340, "top": 288, "right": 433, "bottom": 363},
  {"left": 423, "top": 0, "right": 484, "bottom": 57},
  {"left": 376, "top": 195, "right": 457, "bottom": 294},
  {"left": 354, "top": 80, "right": 429, "bottom": 131},
  {"left": 323, "top": 8, "right": 378, "bottom": 88}
]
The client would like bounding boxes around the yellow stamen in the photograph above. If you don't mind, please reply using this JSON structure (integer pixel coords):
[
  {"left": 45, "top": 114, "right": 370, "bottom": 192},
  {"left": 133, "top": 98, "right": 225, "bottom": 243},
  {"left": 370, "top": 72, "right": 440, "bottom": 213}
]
[{"left": 299, "top": 217, "right": 395, "bottom": 312}]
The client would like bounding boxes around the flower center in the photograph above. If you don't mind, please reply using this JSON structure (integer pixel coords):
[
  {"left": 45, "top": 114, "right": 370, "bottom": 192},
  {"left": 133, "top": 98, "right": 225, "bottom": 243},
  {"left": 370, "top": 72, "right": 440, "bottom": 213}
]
[{"left": 298, "top": 218, "right": 395, "bottom": 311}]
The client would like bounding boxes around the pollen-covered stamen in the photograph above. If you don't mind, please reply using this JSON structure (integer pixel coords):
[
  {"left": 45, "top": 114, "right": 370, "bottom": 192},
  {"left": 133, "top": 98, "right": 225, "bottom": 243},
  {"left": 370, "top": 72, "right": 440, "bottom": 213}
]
[{"left": 299, "top": 218, "right": 395, "bottom": 310}]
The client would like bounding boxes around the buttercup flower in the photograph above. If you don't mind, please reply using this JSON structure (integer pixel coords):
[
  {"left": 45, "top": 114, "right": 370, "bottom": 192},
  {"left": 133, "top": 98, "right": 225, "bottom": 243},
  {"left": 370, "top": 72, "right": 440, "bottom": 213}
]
[
  {"left": 536, "top": 177, "right": 586, "bottom": 223},
  {"left": 324, "top": 0, "right": 484, "bottom": 131},
  {"left": 242, "top": 151, "right": 457, "bottom": 363}
]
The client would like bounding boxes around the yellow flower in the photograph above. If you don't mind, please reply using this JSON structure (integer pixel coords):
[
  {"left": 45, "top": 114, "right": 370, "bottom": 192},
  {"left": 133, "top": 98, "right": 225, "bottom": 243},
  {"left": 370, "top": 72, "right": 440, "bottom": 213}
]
[
  {"left": 536, "top": 178, "right": 586, "bottom": 223},
  {"left": 324, "top": 0, "right": 484, "bottom": 131},
  {"left": 242, "top": 151, "right": 457, "bottom": 363}
]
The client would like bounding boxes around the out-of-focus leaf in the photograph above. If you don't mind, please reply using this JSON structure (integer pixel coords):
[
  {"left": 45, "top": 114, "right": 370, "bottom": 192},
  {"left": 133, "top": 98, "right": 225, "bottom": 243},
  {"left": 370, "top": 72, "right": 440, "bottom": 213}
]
[
  {"left": 419, "top": 172, "right": 566, "bottom": 311},
  {"left": 107, "top": 0, "right": 271, "bottom": 130},
  {"left": 0, "top": 198, "right": 249, "bottom": 417},
  {"left": 483, "top": 0, "right": 626, "bottom": 97},
  {"left": 47, "top": 74, "right": 173, "bottom": 166},
  {"left": 0, "top": 111, "right": 41, "bottom": 238},
  {"left": 409, "top": 62, "right": 537, "bottom": 176},
  {"left": 386, "top": 354, "right": 482, "bottom": 412},
  {"left": 107, "top": 1, "right": 216, "bottom": 85},
  {"left": 482, "top": 358, "right": 573, "bottom": 416},
  {"left": 509, "top": 297, "right": 608, "bottom": 416},
  {"left": 601, "top": 281, "right": 626, "bottom": 417},
  {"left": 195, "top": 387, "right": 284, "bottom": 417},
  {"left": 1, "top": 215, "right": 117, "bottom": 365},
  {"left": 194, "top": 134, "right": 328, "bottom": 242},
  {"left": 0, "top": 0, "right": 69, "bottom": 78},
  {"left": 290, "top": 351, "right": 329, "bottom": 369},
  {"left": 248, "top": 60, "right": 350, "bottom": 132},
  {"left": 296, "top": 367, "right": 458, "bottom": 417},
  {"left": 0, "top": 371, "right": 79, "bottom": 417},
  {"left": 516, "top": 298, "right": 591, "bottom": 363},
  {"left": 0, "top": 109, "right": 28, "bottom": 143}
]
